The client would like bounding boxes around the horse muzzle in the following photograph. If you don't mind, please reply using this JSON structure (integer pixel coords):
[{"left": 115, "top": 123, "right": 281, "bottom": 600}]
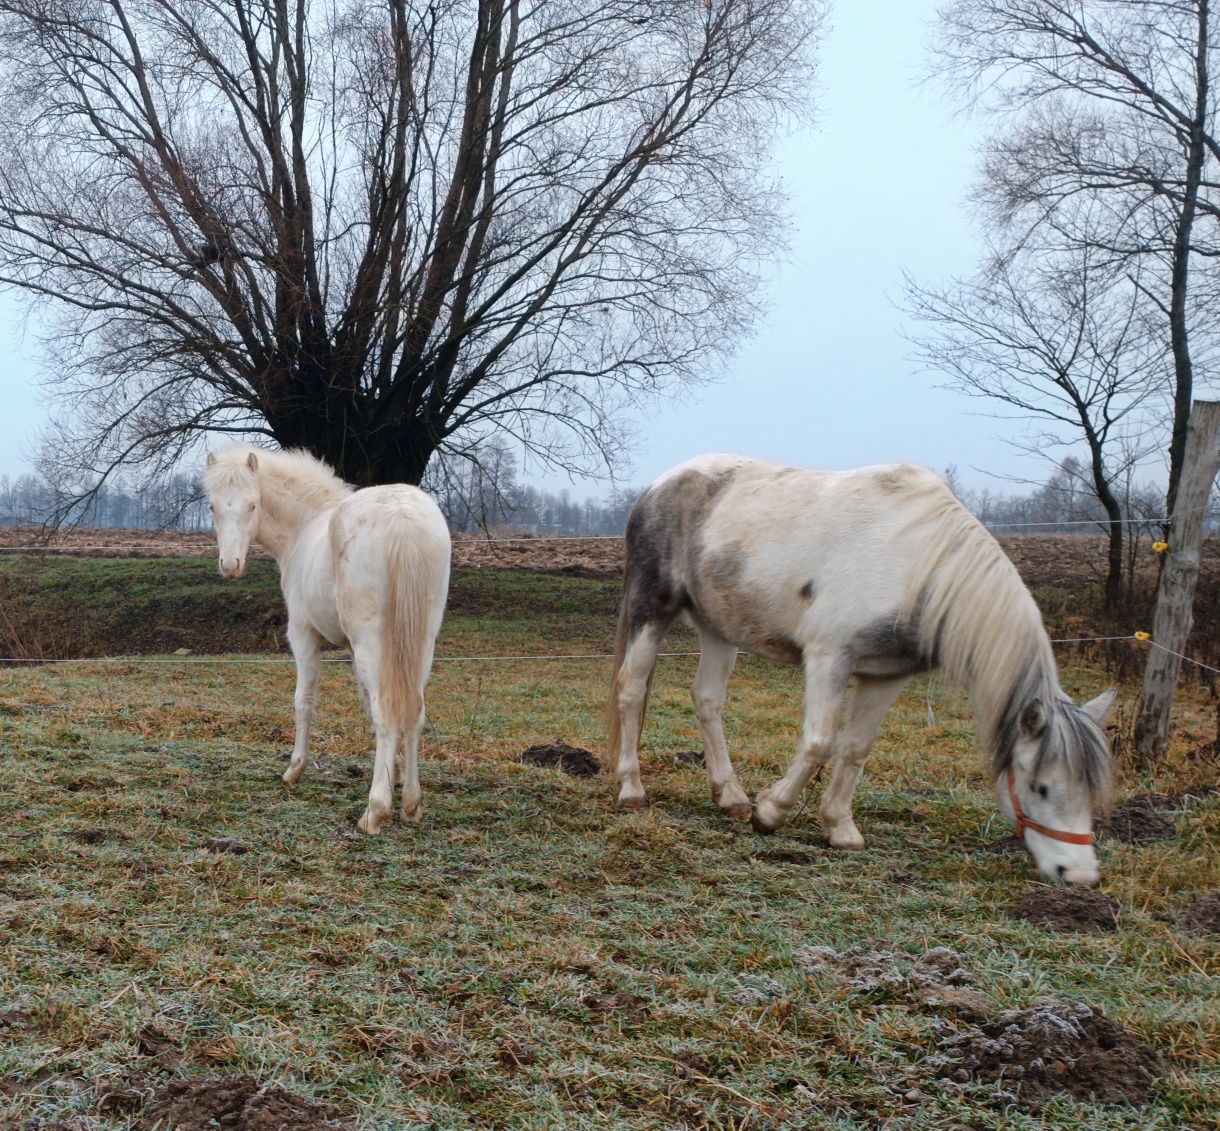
[
  {"left": 219, "top": 557, "right": 245, "bottom": 580},
  {"left": 1036, "top": 855, "right": 1100, "bottom": 887}
]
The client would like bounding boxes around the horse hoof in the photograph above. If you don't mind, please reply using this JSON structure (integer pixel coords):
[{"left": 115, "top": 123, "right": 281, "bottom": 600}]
[
  {"left": 751, "top": 792, "right": 784, "bottom": 834},
  {"left": 725, "top": 803, "right": 754, "bottom": 822},
  {"left": 356, "top": 814, "right": 382, "bottom": 835},
  {"left": 402, "top": 806, "right": 423, "bottom": 824},
  {"left": 827, "top": 830, "right": 865, "bottom": 850},
  {"left": 824, "top": 817, "right": 865, "bottom": 849},
  {"left": 617, "top": 796, "right": 647, "bottom": 811},
  {"left": 282, "top": 766, "right": 303, "bottom": 785}
]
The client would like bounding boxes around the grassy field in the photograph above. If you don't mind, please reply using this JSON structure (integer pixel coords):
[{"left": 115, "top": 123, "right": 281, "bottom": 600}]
[{"left": 0, "top": 561, "right": 1217, "bottom": 1129}]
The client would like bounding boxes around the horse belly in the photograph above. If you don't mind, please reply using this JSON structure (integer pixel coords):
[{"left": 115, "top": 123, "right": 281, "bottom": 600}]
[
  {"left": 282, "top": 524, "right": 346, "bottom": 646},
  {"left": 684, "top": 566, "right": 808, "bottom": 665}
]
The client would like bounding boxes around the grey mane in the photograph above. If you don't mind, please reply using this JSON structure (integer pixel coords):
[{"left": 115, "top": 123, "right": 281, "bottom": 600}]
[
  {"left": 993, "top": 688, "right": 1114, "bottom": 806},
  {"left": 903, "top": 488, "right": 1113, "bottom": 806}
]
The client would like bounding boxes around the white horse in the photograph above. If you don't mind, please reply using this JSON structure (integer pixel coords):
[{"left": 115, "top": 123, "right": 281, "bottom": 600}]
[
  {"left": 204, "top": 446, "right": 451, "bottom": 834},
  {"left": 607, "top": 455, "right": 1115, "bottom": 885}
]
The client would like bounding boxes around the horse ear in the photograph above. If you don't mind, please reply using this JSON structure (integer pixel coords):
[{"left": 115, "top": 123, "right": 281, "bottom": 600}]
[
  {"left": 1081, "top": 687, "right": 1117, "bottom": 726},
  {"left": 246, "top": 452, "right": 259, "bottom": 472},
  {"left": 1019, "top": 699, "right": 1046, "bottom": 739},
  {"left": 206, "top": 452, "right": 216, "bottom": 467}
]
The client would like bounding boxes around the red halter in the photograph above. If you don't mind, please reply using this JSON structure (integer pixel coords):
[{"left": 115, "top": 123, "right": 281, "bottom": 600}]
[{"left": 1006, "top": 766, "right": 1094, "bottom": 846}]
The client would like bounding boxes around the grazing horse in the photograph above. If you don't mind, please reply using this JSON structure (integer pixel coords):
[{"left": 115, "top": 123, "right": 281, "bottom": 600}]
[
  {"left": 204, "top": 447, "right": 451, "bottom": 834},
  {"left": 606, "top": 455, "right": 1115, "bottom": 885}
]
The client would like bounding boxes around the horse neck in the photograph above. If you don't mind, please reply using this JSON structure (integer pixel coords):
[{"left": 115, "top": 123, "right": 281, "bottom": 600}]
[
  {"left": 915, "top": 530, "right": 1060, "bottom": 753},
  {"left": 254, "top": 461, "right": 346, "bottom": 561},
  {"left": 954, "top": 594, "right": 1060, "bottom": 759}
]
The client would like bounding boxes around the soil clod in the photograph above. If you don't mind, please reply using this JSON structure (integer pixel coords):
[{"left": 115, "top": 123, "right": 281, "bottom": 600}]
[
  {"left": 674, "top": 749, "right": 705, "bottom": 765},
  {"left": 1180, "top": 892, "right": 1220, "bottom": 935},
  {"left": 517, "top": 742, "right": 600, "bottom": 777},
  {"left": 136, "top": 1024, "right": 184, "bottom": 1071},
  {"left": 1010, "top": 887, "right": 1120, "bottom": 933},
  {"left": 795, "top": 944, "right": 992, "bottom": 1020},
  {"left": 136, "top": 1074, "right": 343, "bottom": 1130},
  {"left": 976, "top": 835, "right": 1025, "bottom": 855},
  {"left": 204, "top": 837, "right": 249, "bottom": 855},
  {"left": 930, "top": 1000, "right": 1161, "bottom": 1106},
  {"left": 731, "top": 974, "right": 786, "bottom": 1004},
  {"left": 1100, "top": 797, "right": 1176, "bottom": 842}
]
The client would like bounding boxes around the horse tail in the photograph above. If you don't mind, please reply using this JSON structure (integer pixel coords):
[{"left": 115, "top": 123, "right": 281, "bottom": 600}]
[{"left": 378, "top": 506, "right": 449, "bottom": 734}]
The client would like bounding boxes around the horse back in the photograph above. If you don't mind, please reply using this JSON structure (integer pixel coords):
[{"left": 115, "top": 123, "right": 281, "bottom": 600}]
[
  {"left": 623, "top": 456, "right": 954, "bottom": 665},
  {"left": 329, "top": 485, "right": 450, "bottom": 599}
]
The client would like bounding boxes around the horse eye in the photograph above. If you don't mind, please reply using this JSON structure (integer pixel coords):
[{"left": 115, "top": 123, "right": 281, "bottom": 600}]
[
  {"left": 248, "top": 502, "right": 257, "bottom": 512},
  {"left": 1031, "top": 783, "right": 1049, "bottom": 799}
]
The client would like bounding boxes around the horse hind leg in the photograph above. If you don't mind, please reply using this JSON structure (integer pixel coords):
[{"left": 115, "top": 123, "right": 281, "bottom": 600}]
[
  {"left": 819, "top": 675, "right": 909, "bottom": 849},
  {"left": 752, "top": 648, "right": 851, "bottom": 834},
  {"left": 690, "top": 629, "right": 751, "bottom": 820},
  {"left": 351, "top": 642, "right": 400, "bottom": 835},
  {"left": 398, "top": 696, "right": 426, "bottom": 824},
  {"left": 358, "top": 723, "right": 400, "bottom": 835},
  {"left": 611, "top": 622, "right": 668, "bottom": 809}
]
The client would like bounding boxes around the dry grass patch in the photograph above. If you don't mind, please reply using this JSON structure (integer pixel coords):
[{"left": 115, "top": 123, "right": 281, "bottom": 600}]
[{"left": 0, "top": 565, "right": 1217, "bottom": 1129}]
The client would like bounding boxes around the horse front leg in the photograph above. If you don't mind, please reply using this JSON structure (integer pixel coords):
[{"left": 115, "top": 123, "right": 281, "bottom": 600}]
[
  {"left": 752, "top": 649, "right": 850, "bottom": 834},
  {"left": 690, "top": 630, "right": 751, "bottom": 820},
  {"left": 819, "top": 675, "right": 909, "bottom": 849},
  {"left": 283, "top": 623, "right": 323, "bottom": 785}
]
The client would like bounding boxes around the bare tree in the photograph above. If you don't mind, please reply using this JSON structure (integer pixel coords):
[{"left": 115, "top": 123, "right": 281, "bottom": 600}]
[
  {"left": 933, "top": 0, "right": 1220, "bottom": 517},
  {"left": 0, "top": 0, "right": 823, "bottom": 493},
  {"left": 908, "top": 235, "right": 1162, "bottom": 609}
]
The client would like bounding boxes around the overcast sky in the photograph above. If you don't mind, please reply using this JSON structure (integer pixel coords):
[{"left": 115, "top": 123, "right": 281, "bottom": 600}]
[{"left": 0, "top": 1, "right": 1060, "bottom": 494}]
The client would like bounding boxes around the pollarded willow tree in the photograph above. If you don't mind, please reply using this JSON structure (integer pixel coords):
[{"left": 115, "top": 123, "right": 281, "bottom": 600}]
[{"left": 0, "top": 0, "right": 823, "bottom": 489}]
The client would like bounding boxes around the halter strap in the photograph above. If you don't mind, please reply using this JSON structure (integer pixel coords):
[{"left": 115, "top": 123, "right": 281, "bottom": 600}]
[{"left": 1006, "top": 766, "right": 1094, "bottom": 846}]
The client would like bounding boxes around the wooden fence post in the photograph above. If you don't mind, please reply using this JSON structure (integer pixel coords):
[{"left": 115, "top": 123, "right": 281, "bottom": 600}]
[{"left": 1134, "top": 400, "right": 1220, "bottom": 764}]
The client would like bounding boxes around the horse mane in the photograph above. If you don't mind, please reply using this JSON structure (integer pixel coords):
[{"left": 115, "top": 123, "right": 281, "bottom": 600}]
[
  {"left": 901, "top": 486, "right": 1111, "bottom": 803},
  {"left": 204, "top": 445, "right": 353, "bottom": 523}
]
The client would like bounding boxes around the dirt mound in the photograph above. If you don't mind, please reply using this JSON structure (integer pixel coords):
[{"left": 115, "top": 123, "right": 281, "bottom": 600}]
[
  {"left": 977, "top": 835, "right": 1026, "bottom": 855},
  {"left": 931, "top": 1000, "right": 1161, "bottom": 1106},
  {"left": 137, "top": 1074, "right": 343, "bottom": 1130},
  {"left": 1011, "top": 887, "right": 1120, "bottom": 933},
  {"left": 204, "top": 837, "right": 250, "bottom": 855},
  {"left": 795, "top": 945, "right": 993, "bottom": 1022},
  {"left": 517, "top": 743, "right": 600, "bottom": 778},
  {"left": 1180, "top": 892, "right": 1220, "bottom": 935},
  {"left": 1101, "top": 797, "right": 1176, "bottom": 842},
  {"left": 1136, "top": 785, "right": 1219, "bottom": 810}
]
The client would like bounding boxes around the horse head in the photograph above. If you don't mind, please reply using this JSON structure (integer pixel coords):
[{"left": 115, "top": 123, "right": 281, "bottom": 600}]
[
  {"left": 995, "top": 688, "right": 1115, "bottom": 886},
  {"left": 204, "top": 449, "right": 261, "bottom": 579}
]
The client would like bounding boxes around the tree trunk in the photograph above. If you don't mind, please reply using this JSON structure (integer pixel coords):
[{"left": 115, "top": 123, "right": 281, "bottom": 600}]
[
  {"left": 1165, "top": 0, "right": 1210, "bottom": 522},
  {"left": 1081, "top": 415, "right": 1125, "bottom": 611},
  {"left": 1088, "top": 443, "right": 1125, "bottom": 612},
  {"left": 1134, "top": 400, "right": 1220, "bottom": 764},
  {"left": 1103, "top": 512, "right": 1124, "bottom": 613}
]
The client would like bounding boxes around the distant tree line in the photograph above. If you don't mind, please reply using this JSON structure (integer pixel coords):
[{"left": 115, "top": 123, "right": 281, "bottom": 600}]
[
  {"left": 0, "top": 473, "right": 209, "bottom": 531},
  {"left": 3, "top": 453, "right": 1214, "bottom": 553}
]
